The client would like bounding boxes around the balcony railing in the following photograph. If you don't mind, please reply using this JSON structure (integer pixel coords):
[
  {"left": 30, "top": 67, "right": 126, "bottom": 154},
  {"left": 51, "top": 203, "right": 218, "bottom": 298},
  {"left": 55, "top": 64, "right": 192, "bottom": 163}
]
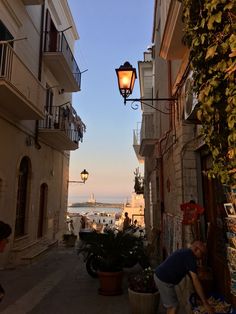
[
  {"left": 38, "top": 103, "right": 86, "bottom": 151},
  {"left": 43, "top": 31, "right": 81, "bottom": 92},
  {"left": 0, "top": 42, "right": 45, "bottom": 120},
  {"left": 133, "top": 123, "right": 144, "bottom": 163},
  {"left": 140, "top": 114, "right": 157, "bottom": 157}
]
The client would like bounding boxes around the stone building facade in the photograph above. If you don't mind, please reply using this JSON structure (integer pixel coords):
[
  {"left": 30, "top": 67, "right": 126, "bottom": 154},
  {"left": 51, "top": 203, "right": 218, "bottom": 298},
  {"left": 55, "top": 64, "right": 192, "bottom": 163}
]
[
  {"left": 134, "top": 0, "right": 236, "bottom": 307},
  {"left": 0, "top": 0, "right": 85, "bottom": 267}
]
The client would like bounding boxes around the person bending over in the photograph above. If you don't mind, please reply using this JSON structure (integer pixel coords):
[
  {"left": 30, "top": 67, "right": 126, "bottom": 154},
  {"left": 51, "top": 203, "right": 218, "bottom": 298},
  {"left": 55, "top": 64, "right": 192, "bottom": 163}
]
[{"left": 154, "top": 241, "right": 214, "bottom": 314}]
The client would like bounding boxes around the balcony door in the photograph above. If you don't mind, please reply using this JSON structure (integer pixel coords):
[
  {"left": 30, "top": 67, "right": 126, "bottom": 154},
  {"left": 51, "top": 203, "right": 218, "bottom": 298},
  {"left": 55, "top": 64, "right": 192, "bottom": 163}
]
[
  {"left": 201, "top": 152, "right": 230, "bottom": 299},
  {"left": 0, "top": 21, "right": 13, "bottom": 76},
  {"left": 44, "top": 10, "right": 58, "bottom": 52}
]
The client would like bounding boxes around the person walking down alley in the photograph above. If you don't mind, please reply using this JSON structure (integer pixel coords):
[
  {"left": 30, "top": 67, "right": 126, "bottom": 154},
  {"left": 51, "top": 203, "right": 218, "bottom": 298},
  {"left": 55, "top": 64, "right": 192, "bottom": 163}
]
[
  {"left": 123, "top": 212, "right": 131, "bottom": 231},
  {"left": 68, "top": 219, "right": 75, "bottom": 234},
  {"left": 0, "top": 221, "right": 12, "bottom": 303},
  {"left": 154, "top": 241, "right": 214, "bottom": 314}
]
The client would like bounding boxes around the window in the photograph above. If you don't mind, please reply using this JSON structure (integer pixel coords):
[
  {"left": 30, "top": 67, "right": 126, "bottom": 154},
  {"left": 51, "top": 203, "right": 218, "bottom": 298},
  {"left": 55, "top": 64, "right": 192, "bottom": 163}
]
[
  {"left": 0, "top": 20, "right": 13, "bottom": 76},
  {"left": 0, "top": 20, "right": 13, "bottom": 41},
  {"left": 44, "top": 10, "right": 58, "bottom": 52}
]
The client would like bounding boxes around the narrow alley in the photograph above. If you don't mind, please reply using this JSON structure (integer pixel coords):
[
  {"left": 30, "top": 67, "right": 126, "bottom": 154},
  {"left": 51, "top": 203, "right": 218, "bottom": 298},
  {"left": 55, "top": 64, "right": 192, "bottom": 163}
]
[{"left": 0, "top": 246, "right": 131, "bottom": 314}]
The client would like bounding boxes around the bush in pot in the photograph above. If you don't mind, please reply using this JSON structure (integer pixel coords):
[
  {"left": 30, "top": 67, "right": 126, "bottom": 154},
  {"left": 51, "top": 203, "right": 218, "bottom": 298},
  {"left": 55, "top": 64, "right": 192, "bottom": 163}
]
[
  {"left": 128, "top": 267, "right": 160, "bottom": 314},
  {"left": 86, "top": 229, "right": 147, "bottom": 295}
]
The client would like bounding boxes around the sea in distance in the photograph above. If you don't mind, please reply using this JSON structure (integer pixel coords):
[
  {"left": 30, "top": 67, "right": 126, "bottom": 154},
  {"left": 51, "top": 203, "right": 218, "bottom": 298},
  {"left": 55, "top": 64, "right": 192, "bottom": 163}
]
[
  {"left": 67, "top": 206, "right": 123, "bottom": 215},
  {"left": 67, "top": 200, "right": 124, "bottom": 216}
]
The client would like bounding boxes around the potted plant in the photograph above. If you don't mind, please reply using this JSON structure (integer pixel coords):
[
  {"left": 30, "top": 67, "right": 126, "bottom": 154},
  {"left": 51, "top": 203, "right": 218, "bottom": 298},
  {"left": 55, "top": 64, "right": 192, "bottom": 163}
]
[
  {"left": 134, "top": 168, "right": 144, "bottom": 195},
  {"left": 86, "top": 229, "right": 147, "bottom": 296},
  {"left": 128, "top": 267, "right": 160, "bottom": 314}
]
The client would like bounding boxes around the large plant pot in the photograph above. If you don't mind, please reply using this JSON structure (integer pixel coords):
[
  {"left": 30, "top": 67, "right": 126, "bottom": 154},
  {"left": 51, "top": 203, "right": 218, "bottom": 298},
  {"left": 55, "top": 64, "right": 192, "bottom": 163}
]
[
  {"left": 98, "top": 271, "right": 123, "bottom": 296},
  {"left": 128, "top": 288, "right": 160, "bottom": 314}
]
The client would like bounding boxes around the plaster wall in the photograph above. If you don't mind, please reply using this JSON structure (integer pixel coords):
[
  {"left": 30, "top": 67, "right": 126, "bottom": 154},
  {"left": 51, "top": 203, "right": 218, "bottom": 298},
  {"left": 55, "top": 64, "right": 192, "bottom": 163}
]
[
  {"left": 0, "top": 116, "right": 69, "bottom": 262},
  {"left": 0, "top": 1, "right": 80, "bottom": 267}
]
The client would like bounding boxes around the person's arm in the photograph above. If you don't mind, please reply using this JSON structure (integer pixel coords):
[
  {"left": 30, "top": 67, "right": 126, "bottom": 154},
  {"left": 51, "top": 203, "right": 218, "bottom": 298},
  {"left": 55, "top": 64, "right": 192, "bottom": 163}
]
[{"left": 189, "top": 271, "right": 215, "bottom": 313}]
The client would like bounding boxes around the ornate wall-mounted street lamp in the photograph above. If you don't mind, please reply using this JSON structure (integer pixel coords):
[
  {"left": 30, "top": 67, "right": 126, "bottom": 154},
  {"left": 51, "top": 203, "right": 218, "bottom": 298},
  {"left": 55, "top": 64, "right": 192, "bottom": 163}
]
[
  {"left": 68, "top": 169, "right": 89, "bottom": 184},
  {"left": 115, "top": 61, "right": 177, "bottom": 106}
]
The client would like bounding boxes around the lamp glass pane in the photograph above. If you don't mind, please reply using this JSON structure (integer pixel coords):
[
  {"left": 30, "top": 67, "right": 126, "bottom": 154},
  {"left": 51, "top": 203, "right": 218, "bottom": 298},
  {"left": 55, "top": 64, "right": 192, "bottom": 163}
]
[
  {"left": 81, "top": 171, "right": 88, "bottom": 182},
  {"left": 130, "top": 73, "right": 136, "bottom": 92},
  {"left": 118, "top": 70, "right": 133, "bottom": 90}
]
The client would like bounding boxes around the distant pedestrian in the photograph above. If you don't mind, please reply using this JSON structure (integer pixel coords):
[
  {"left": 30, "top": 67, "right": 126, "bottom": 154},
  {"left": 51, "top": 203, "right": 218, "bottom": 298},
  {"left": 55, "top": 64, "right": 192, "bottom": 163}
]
[
  {"left": 0, "top": 221, "right": 12, "bottom": 302},
  {"left": 123, "top": 212, "right": 131, "bottom": 231},
  {"left": 68, "top": 219, "right": 74, "bottom": 234},
  {"left": 103, "top": 224, "right": 110, "bottom": 233},
  {"left": 80, "top": 216, "right": 86, "bottom": 229}
]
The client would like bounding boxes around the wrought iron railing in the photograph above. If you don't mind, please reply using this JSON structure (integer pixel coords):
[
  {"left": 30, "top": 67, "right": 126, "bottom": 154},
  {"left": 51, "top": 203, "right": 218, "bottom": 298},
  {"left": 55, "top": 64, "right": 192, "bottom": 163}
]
[
  {"left": 44, "top": 31, "right": 81, "bottom": 88},
  {"left": 39, "top": 103, "right": 86, "bottom": 144},
  {"left": 0, "top": 42, "right": 45, "bottom": 112}
]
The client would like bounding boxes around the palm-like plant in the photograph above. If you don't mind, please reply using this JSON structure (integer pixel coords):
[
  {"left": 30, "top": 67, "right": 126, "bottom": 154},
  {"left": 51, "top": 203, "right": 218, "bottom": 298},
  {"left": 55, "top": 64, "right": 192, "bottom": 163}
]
[{"left": 87, "top": 229, "right": 146, "bottom": 272}]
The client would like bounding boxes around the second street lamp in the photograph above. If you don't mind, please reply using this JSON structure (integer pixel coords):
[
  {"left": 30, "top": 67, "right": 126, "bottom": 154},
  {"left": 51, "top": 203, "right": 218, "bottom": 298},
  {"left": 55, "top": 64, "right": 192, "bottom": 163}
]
[
  {"left": 68, "top": 169, "right": 89, "bottom": 184},
  {"left": 115, "top": 61, "right": 177, "bottom": 106}
]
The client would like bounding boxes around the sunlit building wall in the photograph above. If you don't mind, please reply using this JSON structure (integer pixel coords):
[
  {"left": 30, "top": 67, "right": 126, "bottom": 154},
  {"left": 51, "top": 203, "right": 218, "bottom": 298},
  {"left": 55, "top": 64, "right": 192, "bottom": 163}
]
[{"left": 0, "top": 0, "right": 85, "bottom": 267}]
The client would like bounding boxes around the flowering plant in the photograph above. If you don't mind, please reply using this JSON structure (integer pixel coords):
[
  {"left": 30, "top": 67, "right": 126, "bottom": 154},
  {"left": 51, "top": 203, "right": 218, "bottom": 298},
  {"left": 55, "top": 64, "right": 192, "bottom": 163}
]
[{"left": 128, "top": 267, "right": 158, "bottom": 293}]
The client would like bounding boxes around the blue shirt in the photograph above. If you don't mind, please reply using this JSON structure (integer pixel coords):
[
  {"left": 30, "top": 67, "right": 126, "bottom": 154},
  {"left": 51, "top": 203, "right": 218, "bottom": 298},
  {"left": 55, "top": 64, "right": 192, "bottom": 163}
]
[{"left": 155, "top": 248, "right": 197, "bottom": 285}]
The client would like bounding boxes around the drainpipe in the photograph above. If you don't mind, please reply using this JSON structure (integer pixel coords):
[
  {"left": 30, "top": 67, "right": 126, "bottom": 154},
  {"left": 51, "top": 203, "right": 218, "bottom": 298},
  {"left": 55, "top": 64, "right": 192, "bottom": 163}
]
[
  {"left": 168, "top": 61, "right": 173, "bottom": 130},
  {"left": 156, "top": 130, "right": 170, "bottom": 260},
  {"left": 157, "top": 131, "right": 170, "bottom": 207},
  {"left": 35, "top": 1, "right": 45, "bottom": 150}
]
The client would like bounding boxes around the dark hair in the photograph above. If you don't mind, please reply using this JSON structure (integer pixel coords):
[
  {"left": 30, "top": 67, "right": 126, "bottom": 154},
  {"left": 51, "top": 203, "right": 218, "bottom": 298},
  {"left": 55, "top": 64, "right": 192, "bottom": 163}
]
[{"left": 0, "top": 221, "right": 12, "bottom": 240}]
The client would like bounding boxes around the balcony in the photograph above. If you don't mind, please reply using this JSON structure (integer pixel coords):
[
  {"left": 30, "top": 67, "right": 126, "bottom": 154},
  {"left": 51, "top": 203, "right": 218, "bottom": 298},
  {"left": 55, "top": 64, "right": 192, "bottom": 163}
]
[
  {"left": 160, "top": 0, "right": 187, "bottom": 60},
  {"left": 0, "top": 42, "right": 45, "bottom": 120},
  {"left": 140, "top": 114, "right": 157, "bottom": 157},
  {"left": 133, "top": 123, "right": 144, "bottom": 163},
  {"left": 22, "top": 0, "right": 44, "bottom": 4},
  {"left": 43, "top": 32, "right": 81, "bottom": 92},
  {"left": 38, "top": 103, "right": 85, "bottom": 151}
]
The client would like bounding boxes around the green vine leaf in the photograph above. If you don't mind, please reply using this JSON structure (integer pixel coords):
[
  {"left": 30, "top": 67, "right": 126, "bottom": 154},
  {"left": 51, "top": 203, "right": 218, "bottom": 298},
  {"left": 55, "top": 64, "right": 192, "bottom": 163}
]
[
  {"left": 207, "top": 12, "right": 222, "bottom": 29},
  {"left": 206, "top": 45, "right": 217, "bottom": 59},
  {"left": 182, "top": 0, "right": 236, "bottom": 185}
]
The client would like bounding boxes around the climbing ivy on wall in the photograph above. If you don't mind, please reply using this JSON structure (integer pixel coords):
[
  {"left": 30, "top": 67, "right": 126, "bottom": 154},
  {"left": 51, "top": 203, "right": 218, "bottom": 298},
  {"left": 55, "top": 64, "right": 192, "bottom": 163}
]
[{"left": 181, "top": 0, "right": 236, "bottom": 184}]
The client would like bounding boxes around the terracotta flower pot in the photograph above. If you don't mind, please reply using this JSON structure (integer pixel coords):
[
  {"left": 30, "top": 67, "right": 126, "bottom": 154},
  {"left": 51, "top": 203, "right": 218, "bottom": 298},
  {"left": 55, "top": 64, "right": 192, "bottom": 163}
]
[
  {"left": 128, "top": 288, "right": 160, "bottom": 314},
  {"left": 98, "top": 271, "right": 123, "bottom": 296}
]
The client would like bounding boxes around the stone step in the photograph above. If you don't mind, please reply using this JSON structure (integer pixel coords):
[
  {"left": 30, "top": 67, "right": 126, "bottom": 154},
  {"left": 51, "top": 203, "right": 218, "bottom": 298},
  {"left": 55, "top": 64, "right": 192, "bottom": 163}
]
[
  {"left": 21, "top": 240, "right": 58, "bottom": 263},
  {"left": 12, "top": 239, "right": 41, "bottom": 253}
]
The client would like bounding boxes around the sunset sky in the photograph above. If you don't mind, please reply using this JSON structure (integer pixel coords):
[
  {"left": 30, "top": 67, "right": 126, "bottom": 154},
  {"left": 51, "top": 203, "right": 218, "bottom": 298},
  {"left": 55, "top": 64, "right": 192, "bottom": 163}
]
[{"left": 67, "top": 0, "right": 154, "bottom": 204}]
